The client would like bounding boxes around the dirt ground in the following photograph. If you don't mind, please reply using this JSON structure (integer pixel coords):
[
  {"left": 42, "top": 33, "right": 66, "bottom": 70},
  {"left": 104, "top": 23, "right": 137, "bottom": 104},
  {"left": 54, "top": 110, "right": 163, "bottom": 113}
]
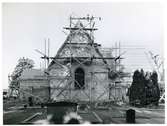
[{"left": 3, "top": 101, "right": 165, "bottom": 124}]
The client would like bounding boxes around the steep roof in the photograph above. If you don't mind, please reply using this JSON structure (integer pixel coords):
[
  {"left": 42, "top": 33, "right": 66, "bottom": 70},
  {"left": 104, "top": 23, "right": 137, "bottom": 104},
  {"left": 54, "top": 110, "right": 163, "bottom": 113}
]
[
  {"left": 19, "top": 69, "right": 46, "bottom": 80},
  {"left": 48, "top": 21, "right": 109, "bottom": 68}
]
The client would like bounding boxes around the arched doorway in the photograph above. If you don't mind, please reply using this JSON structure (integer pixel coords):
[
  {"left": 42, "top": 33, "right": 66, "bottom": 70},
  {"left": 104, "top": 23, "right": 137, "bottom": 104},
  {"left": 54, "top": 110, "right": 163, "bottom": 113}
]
[{"left": 74, "top": 68, "right": 85, "bottom": 89}]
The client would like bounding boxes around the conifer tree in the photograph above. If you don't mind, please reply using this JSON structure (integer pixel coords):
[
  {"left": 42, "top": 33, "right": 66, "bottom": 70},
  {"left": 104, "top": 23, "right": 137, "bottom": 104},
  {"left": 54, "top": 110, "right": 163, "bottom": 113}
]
[{"left": 128, "top": 69, "right": 160, "bottom": 106}]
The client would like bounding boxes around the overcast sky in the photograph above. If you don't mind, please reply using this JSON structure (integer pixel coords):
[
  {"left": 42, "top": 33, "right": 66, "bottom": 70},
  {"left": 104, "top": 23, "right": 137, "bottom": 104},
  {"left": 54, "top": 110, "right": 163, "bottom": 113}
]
[{"left": 2, "top": 2, "right": 163, "bottom": 89}]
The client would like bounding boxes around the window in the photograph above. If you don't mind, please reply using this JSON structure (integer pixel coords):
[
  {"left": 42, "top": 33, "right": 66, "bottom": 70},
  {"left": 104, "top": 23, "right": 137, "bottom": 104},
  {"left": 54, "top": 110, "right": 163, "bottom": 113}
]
[{"left": 74, "top": 68, "right": 85, "bottom": 89}]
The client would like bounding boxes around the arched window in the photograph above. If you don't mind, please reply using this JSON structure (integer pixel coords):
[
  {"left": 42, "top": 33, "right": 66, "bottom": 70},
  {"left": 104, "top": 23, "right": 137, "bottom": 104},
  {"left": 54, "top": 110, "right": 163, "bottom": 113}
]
[{"left": 74, "top": 68, "right": 85, "bottom": 90}]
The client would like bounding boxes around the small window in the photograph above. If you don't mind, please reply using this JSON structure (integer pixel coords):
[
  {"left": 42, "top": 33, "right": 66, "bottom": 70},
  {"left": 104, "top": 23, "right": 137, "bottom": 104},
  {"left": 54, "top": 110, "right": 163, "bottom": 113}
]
[{"left": 74, "top": 68, "right": 85, "bottom": 89}]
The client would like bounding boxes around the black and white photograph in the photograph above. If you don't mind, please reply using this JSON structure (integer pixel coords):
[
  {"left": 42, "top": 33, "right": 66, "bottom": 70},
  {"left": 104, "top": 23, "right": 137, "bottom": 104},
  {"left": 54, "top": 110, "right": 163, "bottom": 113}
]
[{"left": 2, "top": 1, "right": 165, "bottom": 124}]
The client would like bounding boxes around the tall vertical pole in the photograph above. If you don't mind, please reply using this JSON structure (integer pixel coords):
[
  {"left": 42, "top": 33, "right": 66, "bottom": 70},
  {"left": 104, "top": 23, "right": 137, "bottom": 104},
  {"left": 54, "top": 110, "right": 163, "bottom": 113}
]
[
  {"left": 47, "top": 38, "right": 50, "bottom": 67},
  {"left": 115, "top": 42, "right": 117, "bottom": 71},
  {"left": 90, "top": 72, "right": 93, "bottom": 102},
  {"left": 162, "top": 61, "right": 164, "bottom": 82},
  {"left": 90, "top": 16, "right": 94, "bottom": 103},
  {"left": 47, "top": 38, "right": 50, "bottom": 100},
  {"left": 90, "top": 16, "right": 92, "bottom": 103},
  {"left": 90, "top": 16, "right": 92, "bottom": 39},
  {"left": 115, "top": 42, "right": 117, "bottom": 99},
  {"left": 119, "top": 41, "right": 121, "bottom": 72},
  {"left": 69, "top": 16, "right": 72, "bottom": 100},
  {"left": 44, "top": 38, "right": 47, "bottom": 69}
]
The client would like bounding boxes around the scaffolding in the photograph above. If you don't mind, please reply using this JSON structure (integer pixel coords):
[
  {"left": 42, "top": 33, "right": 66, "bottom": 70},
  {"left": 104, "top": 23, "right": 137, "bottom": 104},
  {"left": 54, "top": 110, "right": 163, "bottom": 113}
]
[
  {"left": 7, "top": 15, "right": 131, "bottom": 105},
  {"left": 8, "top": 74, "right": 19, "bottom": 98},
  {"left": 35, "top": 15, "right": 129, "bottom": 103}
]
